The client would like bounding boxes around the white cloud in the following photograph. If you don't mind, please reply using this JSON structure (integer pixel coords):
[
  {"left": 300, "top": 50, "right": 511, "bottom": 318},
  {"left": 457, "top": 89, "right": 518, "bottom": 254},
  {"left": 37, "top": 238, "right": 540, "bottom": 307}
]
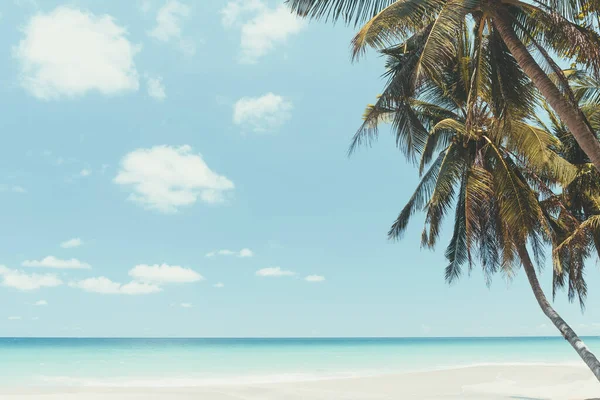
[
  {"left": 70, "top": 277, "right": 162, "bottom": 295},
  {"left": 239, "top": 248, "right": 253, "bottom": 258},
  {"left": 0, "top": 266, "right": 62, "bottom": 291},
  {"left": 256, "top": 267, "right": 295, "bottom": 277},
  {"left": 22, "top": 256, "right": 91, "bottom": 269},
  {"left": 220, "top": 0, "right": 263, "bottom": 27},
  {"left": 180, "top": 302, "right": 192, "bottom": 308},
  {"left": 221, "top": 1, "right": 306, "bottom": 64},
  {"left": 8, "top": 316, "right": 22, "bottom": 320},
  {"left": 213, "top": 282, "right": 224, "bottom": 288},
  {"left": 0, "top": 185, "right": 27, "bottom": 194},
  {"left": 206, "top": 248, "right": 253, "bottom": 258},
  {"left": 128, "top": 264, "right": 203, "bottom": 284},
  {"left": 149, "top": 0, "right": 195, "bottom": 55},
  {"left": 233, "top": 93, "right": 292, "bottom": 133},
  {"left": 34, "top": 300, "right": 48, "bottom": 306},
  {"left": 147, "top": 76, "right": 166, "bottom": 101},
  {"left": 14, "top": 6, "right": 140, "bottom": 100},
  {"left": 114, "top": 145, "right": 234, "bottom": 213},
  {"left": 80, "top": 169, "right": 91, "bottom": 177},
  {"left": 61, "top": 238, "right": 83, "bottom": 249},
  {"left": 305, "top": 275, "right": 325, "bottom": 283}
]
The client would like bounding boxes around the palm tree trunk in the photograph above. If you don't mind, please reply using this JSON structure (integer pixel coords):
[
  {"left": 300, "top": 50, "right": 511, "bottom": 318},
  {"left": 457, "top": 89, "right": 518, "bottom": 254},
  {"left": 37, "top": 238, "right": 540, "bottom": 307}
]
[
  {"left": 491, "top": 6, "right": 600, "bottom": 173},
  {"left": 516, "top": 244, "right": 600, "bottom": 382}
]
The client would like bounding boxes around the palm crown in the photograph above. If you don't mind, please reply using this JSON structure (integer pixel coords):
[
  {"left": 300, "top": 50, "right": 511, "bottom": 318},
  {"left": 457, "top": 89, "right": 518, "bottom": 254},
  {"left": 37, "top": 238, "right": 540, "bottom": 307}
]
[{"left": 287, "top": 0, "right": 600, "bottom": 171}]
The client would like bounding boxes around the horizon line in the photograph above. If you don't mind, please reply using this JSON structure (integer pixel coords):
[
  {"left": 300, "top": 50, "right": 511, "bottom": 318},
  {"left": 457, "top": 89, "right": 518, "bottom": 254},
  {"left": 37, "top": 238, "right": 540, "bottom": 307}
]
[{"left": 1, "top": 335, "right": 597, "bottom": 340}]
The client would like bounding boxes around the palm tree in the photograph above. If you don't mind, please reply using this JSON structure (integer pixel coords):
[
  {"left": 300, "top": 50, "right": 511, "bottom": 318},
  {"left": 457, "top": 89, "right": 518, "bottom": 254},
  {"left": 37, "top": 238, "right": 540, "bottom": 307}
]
[
  {"left": 345, "top": 27, "right": 600, "bottom": 379},
  {"left": 285, "top": 0, "right": 600, "bottom": 171},
  {"left": 534, "top": 71, "right": 600, "bottom": 307}
]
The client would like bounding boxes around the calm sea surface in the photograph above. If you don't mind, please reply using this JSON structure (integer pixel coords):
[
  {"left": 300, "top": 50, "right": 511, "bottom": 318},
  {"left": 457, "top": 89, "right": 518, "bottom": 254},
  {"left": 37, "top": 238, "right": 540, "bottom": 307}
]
[{"left": 0, "top": 337, "right": 597, "bottom": 387}]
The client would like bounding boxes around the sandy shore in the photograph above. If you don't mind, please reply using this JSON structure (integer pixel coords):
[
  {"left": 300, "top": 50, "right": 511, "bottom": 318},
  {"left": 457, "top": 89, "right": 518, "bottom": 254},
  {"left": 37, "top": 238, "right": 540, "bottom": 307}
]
[{"left": 2, "top": 365, "right": 599, "bottom": 399}]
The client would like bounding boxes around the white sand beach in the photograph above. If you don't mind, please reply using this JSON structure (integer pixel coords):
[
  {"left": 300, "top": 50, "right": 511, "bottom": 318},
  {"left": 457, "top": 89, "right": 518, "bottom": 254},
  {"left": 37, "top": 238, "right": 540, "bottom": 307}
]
[{"left": 2, "top": 365, "right": 599, "bottom": 400}]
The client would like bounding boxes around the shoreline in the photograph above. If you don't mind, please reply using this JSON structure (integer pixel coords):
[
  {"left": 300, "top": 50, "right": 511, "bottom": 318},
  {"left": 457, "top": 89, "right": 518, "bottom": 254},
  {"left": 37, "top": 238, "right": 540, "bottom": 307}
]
[{"left": 2, "top": 364, "right": 599, "bottom": 399}]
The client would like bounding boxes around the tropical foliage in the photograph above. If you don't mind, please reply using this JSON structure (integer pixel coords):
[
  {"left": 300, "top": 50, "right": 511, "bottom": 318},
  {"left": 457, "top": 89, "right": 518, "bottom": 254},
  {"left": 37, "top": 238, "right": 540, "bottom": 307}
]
[
  {"left": 287, "top": 0, "right": 600, "bottom": 173},
  {"left": 534, "top": 71, "right": 600, "bottom": 306},
  {"left": 286, "top": 0, "right": 600, "bottom": 380}
]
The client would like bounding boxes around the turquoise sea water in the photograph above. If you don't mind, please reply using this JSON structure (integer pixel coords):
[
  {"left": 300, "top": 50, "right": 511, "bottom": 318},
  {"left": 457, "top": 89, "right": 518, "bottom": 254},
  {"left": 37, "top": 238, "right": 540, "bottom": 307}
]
[{"left": 1, "top": 337, "right": 598, "bottom": 387}]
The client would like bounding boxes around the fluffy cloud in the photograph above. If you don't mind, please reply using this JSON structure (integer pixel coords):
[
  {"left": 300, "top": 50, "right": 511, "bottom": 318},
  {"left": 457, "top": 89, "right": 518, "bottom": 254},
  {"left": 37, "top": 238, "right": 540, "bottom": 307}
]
[
  {"left": 256, "top": 267, "right": 295, "bottom": 277},
  {"left": 206, "top": 248, "right": 253, "bottom": 258},
  {"left": 213, "top": 282, "right": 224, "bottom": 288},
  {"left": 60, "top": 238, "right": 83, "bottom": 249},
  {"left": 221, "top": 0, "right": 263, "bottom": 27},
  {"left": 80, "top": 169, "right": 92, "bottom": 177},
  {"left": 14, "top": 6, "right": 140, "bottom": 100},
  {"left": 305, "top": 275, "right": 325, "bottom": 283},
  {"left": 8, "top": 316, "right": 22, "bottom": 321},
  {"left": 149, "top": 0, "right": 195, "bottom": 55},
  {"left": 180, "top": 303, "right": 192, "bottom": 308},
  {"left": 221, "top": 0, "right": 305, "bottom": 64},
  {"left": 147, "top": 76, "right": 166, "bottom": 101},
  {"left": 22, "top": 256, "right": 91, "bottom": 269},
  {"left": 239, "top": 248, "right": 253, "bottom": 258},
  {"left": 34, "top": 300, "right": 48, "bottom": 306},
  {"left": 233, "top": 93, "right": 292, "bottom": 133},
  {"left": 70, "top": 277, "right": 162, "bottom": 295},
  {"left": 114, "top": 145, "right": 234, "bottom": 213},
  {"left": 128, "top": 264, "right": 203, "bottom": 283},
  {"left": 0, "top": 266, "right": 62, "bottom": 291}
]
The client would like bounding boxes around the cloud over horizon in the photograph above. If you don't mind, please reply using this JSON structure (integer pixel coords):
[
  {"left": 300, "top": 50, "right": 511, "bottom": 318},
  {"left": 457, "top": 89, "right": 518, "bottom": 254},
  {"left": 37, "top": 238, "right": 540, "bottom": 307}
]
[
  {"left": 69, "top": 277, "right": 163, "bottom": 295},
  {"left": 255, "top": 267, "right": 295, "bottom": 277},
  {"left": 128, "top": 264, "right": 203, "bottom": 284},
  {"left": 22, "top": 256, "right": 91, "bottom": 269},
  {"left": 0, "top": 266, "right": 63, "bottom": 291},
  {"left": 60, "top": 238, "right": 83, "bottom": 249},
  {"left": 206, "top": 248, "right": 253, "bottom": 258}
]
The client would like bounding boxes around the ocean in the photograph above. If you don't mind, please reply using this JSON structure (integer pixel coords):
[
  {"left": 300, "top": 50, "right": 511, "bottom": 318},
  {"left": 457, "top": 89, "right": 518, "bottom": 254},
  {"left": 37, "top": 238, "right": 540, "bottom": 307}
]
[{"left": 1, "top": 337, "right": 598, "bottom": 388}]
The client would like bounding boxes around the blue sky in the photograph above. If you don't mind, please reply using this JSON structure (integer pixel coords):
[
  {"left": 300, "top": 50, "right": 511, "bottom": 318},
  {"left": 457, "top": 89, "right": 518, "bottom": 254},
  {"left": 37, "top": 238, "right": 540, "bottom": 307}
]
[{"left": 1, "top": 0, "right": 600, "bottom": 338}]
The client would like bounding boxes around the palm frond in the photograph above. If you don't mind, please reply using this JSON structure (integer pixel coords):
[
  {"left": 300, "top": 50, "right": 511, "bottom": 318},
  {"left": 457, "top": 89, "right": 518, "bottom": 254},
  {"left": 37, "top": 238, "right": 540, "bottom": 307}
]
[
  {"left": 484, "top": 137, "right": 542, "bottom": 239},
  {"left": 445, "top": 173, "right": 468, "bottom": 283},
  {"left": 388, "top": 149, "right": 445, "bottom": 239},
  {"left": 414, "top": 0, "right": 478, "bottom": 85},
  {"left": 421, "top": 143, "right": 467, "bottom": 247},
  {"left": 351, "top": 0, "right": 444, "bottom": 59},
  {"left": 286, "top": 0, "right": 398, "bottom": 26},
  {"left": 516, "top": 3, "right": 600, "bottom": 78}
]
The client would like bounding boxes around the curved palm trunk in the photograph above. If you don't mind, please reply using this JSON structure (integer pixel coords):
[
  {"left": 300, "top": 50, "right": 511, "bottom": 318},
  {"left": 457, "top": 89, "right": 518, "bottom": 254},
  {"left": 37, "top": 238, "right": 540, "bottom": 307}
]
[
  {"left": 516, "top": 244, "right": 600, "bottom": 382},
  {"left": 491, "top": 6, "right": 600, "bottom": 173}
]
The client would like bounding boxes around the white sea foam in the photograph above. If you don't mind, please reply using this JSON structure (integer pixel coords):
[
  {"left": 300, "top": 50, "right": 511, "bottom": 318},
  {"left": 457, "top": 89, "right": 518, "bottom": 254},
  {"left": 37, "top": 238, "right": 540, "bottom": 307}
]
[
  {"left": 38, "top": 371, "right": 378, "bottom": 388},
  {"left": 36, "top": 361, "right": 586, "bottom": 388}
]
